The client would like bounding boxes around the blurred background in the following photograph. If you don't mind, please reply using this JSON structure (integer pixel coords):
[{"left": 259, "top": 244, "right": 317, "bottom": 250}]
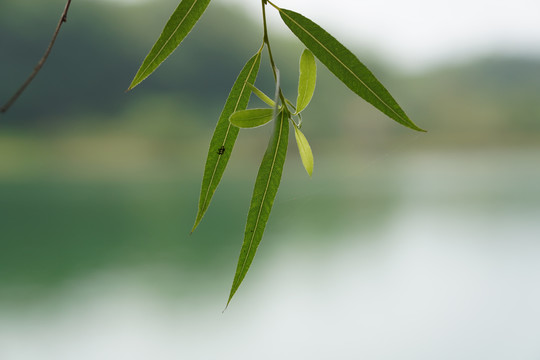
[{"left": 1, "top": 0, "right": 539, "bottom": 358}]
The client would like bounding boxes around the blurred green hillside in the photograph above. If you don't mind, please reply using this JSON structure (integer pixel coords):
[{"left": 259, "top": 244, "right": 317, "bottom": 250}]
[
  {"left": 1, "top": 0, "right": 539, "bottom": 304},
  {"left": 2, "top": 0, "right": 539, "bottom": 137}
]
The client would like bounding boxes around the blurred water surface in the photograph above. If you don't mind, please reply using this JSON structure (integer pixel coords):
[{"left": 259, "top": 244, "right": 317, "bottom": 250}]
[{"left": 1, "top": 148, "right": 539, "bottom": 360}]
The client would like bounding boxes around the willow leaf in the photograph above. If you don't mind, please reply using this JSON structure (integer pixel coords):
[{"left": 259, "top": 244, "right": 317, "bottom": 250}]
[
  {"left": 227, "top": 110, "right": 290, "bottom": 305},
  {"left": 278, "top": 8, "right": 425, "bottom": 132},
  {"left": 128, "top": 0, "right": 212, "bottom": 90},
  {"left": 247, "top": 83, "right": 276, "bottom": 108},
  {"left": 296, "top": 49, "right": 317, "bottom": 114},
  {"left": 230, "top": 108, "right": 275, "bottom": 128},
  {"left": 192, "top": 52, "right": 261, "bottom": 232},
  {"left": 293, "top": 122, "right": 314, "bottom": 177}
]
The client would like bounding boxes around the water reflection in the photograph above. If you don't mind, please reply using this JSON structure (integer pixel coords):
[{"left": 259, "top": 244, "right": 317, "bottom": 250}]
[{"left": 1, "top": 150, "right": 539, "bottom": 360}]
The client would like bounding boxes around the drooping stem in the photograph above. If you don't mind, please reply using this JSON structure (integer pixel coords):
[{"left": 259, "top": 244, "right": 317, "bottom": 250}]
[
  {"left": 261, "top": 0, "right": 278, "bottom": 81},
  {"left": 1, "top": 0, "right": 73, "bottom": 114},
  {"left": 261, "top": 0, "right": 287, "bottom": 107}
]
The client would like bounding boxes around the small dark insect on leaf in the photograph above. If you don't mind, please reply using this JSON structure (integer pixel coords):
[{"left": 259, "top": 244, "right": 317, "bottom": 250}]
[{"left": 217, "top": 146, "right": 225, "bottom": 155}]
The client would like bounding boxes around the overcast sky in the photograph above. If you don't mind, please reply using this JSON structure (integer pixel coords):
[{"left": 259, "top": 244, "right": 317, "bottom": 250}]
[{"left": 109, "top": 0, "right": 540, "bottom": 71}]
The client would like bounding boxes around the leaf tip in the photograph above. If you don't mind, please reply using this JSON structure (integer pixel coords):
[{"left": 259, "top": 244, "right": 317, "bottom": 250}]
[
  {"left": 225, "top": 285, "right": 238, "bottom": 310},
  {"left": 222, "top": 299, "right": 232, "bottom": 313},
  {"left": 409, "top": 122, "right": 427, "bottom": 132},
  {"left": 191, "top": 215, "right": 203, "bottom": 234},
  {"left": 127, "top": 76, "right": 142, "bottom": 92}
]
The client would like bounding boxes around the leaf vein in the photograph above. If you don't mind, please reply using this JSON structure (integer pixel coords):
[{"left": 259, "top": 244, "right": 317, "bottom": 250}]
[
  {"left": 235, "top": 111, "right": 285, "bottom": 288},
  {"left": 137, "top": 0, "right": 200, "bottom": 81},
  {"left": 280, "top": 10, "right": 406, "bottom": 124},
  {"left": 199, "top": 57, "right": 259, "bottom": 211}
]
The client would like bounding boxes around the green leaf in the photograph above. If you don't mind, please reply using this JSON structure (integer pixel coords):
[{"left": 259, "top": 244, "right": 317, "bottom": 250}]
[
  {"left": 230, "top": 108, "right": 275, "bottom": 128},
  {"left": 296, "top": 49, "right": 317, "bottom": 114},
  {"left": 227, "top": 110, "right": 290, "bottom": 305},
  {"left": 192, "top": 52, "right": 261, "bottom": 233},
  {"left": 246, "top": 83, "right": 276, "bottom": 108},
  {"left": 293, "top": 122, "right": 314, "bottom": 177},
  {"left": 277, "top": 7, "right": 425, "bottom": 132},
  {"left": 128, "top": 0, "right": 212, "bottom": 90}
]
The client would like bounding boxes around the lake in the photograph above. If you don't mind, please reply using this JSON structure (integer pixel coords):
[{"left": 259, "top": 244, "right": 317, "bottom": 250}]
[{"left": 1, "top": 148, "right": 539, "bottom": 360}]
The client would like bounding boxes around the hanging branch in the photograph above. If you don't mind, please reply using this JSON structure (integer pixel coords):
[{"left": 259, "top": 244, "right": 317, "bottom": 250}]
[
  {"left": 127, "top": 0, "right": 423, "bottom": 305},
  {"left": 0, "top": 0, "right": 73, "bottom": 114}
]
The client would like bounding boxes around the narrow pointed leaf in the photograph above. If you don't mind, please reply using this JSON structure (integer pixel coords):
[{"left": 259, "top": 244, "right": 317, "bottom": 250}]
[
  {"left": 230, "top": 108, "right": 275, "bottom": 128},
  {"left": 296, "top": 49, "right": 317, "bottom": 114},
  {"left": 227, "top": 110, "right": 290, "bottom": 305},
  {"left": 192, "top": 52, "right": 261, "bottom": 232},
  {"left": 278, "top": 8, "right": 425, "bottom": 132},
  {"left": 246, "top": 83, "right": 276, "bottom": 108},
  {"left": 128, "top": 0, "right": 212, "bottom": 90},
  {"left": 293, "top": 123, "right": 314, "bottom": 177}
]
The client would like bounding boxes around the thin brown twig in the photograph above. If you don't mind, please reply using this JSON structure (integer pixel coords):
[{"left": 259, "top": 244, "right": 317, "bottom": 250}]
[{"left": 1, "top": 0, "right": 73, "bottom": 114}]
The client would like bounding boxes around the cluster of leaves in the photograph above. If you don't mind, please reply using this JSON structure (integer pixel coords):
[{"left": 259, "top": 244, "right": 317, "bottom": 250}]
[{"left": 128, "top": 0, "right": 424, "bottom": 306}]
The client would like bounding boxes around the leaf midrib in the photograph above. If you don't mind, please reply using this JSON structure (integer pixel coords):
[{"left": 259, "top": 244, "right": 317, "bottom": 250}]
[
  {"left": 280, "top": 9, "right": 407, "bottom": 125},
  {"left": 199, "top": 57, "right": 260, "bottom": 215},
  {"left": 137, "top": 0, "right": 200, "bottom": 81},
  {"left": 234, "top": 111, "right": 285, "bottom": 289},
  {"left": 233, "top": 110, "right": 272, "bottom": 126},
  {"left": 297, "top": 52, "right": 315, "bottom": 112}
]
